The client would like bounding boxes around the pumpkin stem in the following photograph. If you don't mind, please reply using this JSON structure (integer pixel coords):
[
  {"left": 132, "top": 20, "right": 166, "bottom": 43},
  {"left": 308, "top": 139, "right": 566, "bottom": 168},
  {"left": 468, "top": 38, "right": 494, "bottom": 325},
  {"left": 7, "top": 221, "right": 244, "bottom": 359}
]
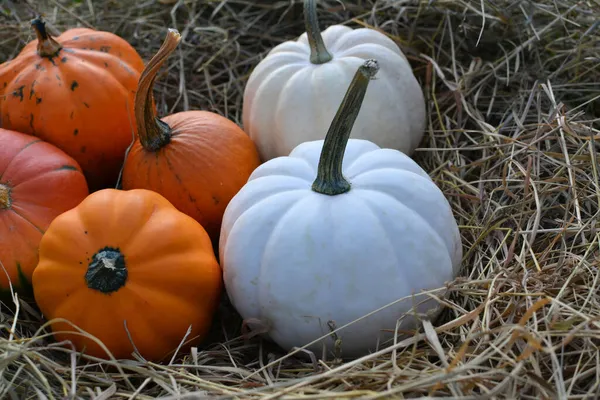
[
  {"left": 85, "top": 247, "right": 128, "bottom": 294},
  {"left": 135, "top": 29, "right": 181, "bottom": 152},
  {"left": 0, "top": 184, "right": 11, "bottom": 209},
  {"left": 31, "top": 17, "right": 63, "bottom": 58},
  {"left": 311, "top": 59, "right": 379, "bottom": 196},
  {"left": 304, "top": 0, "right": 333, "bottom": 64}
]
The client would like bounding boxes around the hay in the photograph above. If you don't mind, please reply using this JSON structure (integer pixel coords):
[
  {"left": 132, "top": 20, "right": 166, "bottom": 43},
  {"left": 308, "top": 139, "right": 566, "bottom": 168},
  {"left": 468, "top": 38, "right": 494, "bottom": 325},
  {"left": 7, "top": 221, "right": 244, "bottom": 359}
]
[{"left": 1, "top": 0, "right": 600, "bottom": 398}]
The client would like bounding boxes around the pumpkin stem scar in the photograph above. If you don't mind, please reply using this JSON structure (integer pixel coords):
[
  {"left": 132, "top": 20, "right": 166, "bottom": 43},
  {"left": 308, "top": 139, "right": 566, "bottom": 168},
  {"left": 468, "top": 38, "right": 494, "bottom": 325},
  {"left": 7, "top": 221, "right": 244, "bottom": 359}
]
[
  {"left": 85, "top": 247, "right": 128, "bottom": 294},
  {"left": 134, "top": 29, "right": 181, "bottom": 152},
  {"left": 31, "top": 17, "right": 63, "bottom": 58},
  {"left": 304, "top": 0, "right": 333, "bottom": 65},
  {"left": 312, "top": 59, "right": 379, "bottom": 196},
  {"left": 0, "top": 184, "right": 11, "bottom": 209}
]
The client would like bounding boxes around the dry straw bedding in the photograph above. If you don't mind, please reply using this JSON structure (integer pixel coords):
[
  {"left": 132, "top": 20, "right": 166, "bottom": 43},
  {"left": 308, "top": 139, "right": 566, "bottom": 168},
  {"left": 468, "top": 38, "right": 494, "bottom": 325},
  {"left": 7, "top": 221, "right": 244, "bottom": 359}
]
[{"left": 1, "top": 0, "right": 600, "bottom": 398}]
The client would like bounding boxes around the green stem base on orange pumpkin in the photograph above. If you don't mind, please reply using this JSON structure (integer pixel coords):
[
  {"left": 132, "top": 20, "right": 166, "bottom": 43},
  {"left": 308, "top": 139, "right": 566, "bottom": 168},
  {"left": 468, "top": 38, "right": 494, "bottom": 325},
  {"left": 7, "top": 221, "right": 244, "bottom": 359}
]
[
  {"left": 304, "top": 0, "right": 333, "bottom": 65},
  {"left": 0, "top": 184, "right": 11, "bottom": 209},
  {"left": 31, "top": 17, "right": 63, "bottom": 58},
  {"left": 85, "top": 247, "right": 128, "bottom": 294},
  {"left": 311, "top": 59, "right": 379, "bottom": 196},
  {"left": 135, "top": 29, "right": 182, "bottom": 152},
  {"left": 0, "top": 262, "right": 35, "bottom": 302}
]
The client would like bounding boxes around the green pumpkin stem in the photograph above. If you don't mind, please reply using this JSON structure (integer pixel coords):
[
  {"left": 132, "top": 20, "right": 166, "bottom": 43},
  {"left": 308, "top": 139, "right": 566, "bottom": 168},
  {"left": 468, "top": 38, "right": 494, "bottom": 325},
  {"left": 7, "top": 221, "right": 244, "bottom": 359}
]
[
  {"left": 0, "top": 184, "right": 11, "bottom": 209},
  {"left": 312, "top": 59, "right": 379, "bottom": 196},
  {"left": 85, "top": 247, "right": 128, "bottom": 294},
  {"left": 304, "top": 0, "right": 333, "bottom": 64},
  {"left": 135, "top": 29, "right": 181, "bottom": 152},
  {"left": 31, "top": 17, "right": 63, "bottom": 58}
]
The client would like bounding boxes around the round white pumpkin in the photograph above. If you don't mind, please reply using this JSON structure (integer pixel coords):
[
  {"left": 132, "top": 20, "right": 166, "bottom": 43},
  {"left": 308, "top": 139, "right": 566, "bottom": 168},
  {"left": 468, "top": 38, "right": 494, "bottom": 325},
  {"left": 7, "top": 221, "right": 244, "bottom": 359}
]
[
  {"left": 221, "top": 61, "right": 461, "bottom": 359},
  {"left": 242, "top": 0, "right": 426, "bottom": 162}
]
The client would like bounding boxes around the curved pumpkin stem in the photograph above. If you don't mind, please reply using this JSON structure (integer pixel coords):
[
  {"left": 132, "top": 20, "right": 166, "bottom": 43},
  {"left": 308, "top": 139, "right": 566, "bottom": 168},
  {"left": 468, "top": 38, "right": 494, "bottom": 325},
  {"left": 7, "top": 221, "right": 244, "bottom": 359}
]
[
  {"left": 311, "top": 59, "right": 379, "bottom": 196},
  {"left": 31, "top": 17, "right": 63, "bottom": 58},
  {"left": 0, "top": 184, "right": 11, "bottom": 209},
  {"left": 304, "top": 0, "right": 333, "bottom": 64},
  {"left": 135, "top": 28, "right": 181, "bottom": 152}
]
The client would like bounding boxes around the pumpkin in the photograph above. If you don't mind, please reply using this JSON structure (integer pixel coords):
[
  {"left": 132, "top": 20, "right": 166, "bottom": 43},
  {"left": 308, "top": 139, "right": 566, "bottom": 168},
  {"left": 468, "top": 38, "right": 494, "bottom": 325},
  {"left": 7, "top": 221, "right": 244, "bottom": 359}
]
[
  {"left": 0, "top": 17, "right": 145, "bottom": 191},
  {"left": 219, "top": 59, "right": 462, "bottom": 359},
  {"left": 0, "top": 128, "right": 88, "bottom": 296},
  {"left": 241, "top": 0, "right": 427, "bottom": 162},
  {"left": 31, "top": 188, "right": 222, "bottom": 361},
  {"left": 121, "top": 29, "right": 261, "bottom": 242}
]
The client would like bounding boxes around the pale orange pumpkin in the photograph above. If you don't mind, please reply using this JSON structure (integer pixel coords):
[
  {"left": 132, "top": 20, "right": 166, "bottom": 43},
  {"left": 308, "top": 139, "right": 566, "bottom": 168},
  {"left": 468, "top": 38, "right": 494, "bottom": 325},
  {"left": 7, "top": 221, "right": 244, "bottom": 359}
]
[{"left": 32, "top": 188, "right": 223, "bottom": 361}]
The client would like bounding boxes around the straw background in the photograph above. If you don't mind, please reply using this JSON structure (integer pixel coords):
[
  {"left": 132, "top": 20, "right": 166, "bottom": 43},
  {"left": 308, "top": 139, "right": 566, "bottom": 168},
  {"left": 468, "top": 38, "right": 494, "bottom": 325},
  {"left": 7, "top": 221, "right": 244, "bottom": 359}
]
[{"left": 1, "top": 0, "right": 599, "bottom": 398}]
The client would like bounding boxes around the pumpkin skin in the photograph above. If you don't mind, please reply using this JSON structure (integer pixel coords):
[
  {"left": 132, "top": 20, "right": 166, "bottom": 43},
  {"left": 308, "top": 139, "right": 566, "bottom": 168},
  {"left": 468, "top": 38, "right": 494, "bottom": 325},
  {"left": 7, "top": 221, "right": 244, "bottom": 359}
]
[
  {"left": 0, "top": 128, "right": 88, "bottom": 295},
  {"left": 122, "top": 29, "right": 261, "bottom": 242},
  {"left": 0, "top": 18, "right": 145, "bottom": 191},
  {"left": 31, "top": 188, "right": 223, "bottom": 361},
  {"left": 220, "top": 61, "right": 461, "bottom": 359},
  {"left": 242, "top": 0, "right": 426, "bottom": 161}
]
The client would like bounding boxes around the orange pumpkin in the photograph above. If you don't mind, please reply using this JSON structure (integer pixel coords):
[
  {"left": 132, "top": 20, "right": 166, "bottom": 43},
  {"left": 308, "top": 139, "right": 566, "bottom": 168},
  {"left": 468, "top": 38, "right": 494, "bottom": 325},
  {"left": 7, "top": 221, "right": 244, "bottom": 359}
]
[
  {"left": 0, "top": 128, "right": 88, "bottom": 296},
  {"left": 121, "top": 29, "right": 261, "bottom": 242},
  {"left": 0, "top": 18, "right": 145, "bottom": 191},
  {"left": 32, "top": 188, "right": 223, "bottom": 361}
]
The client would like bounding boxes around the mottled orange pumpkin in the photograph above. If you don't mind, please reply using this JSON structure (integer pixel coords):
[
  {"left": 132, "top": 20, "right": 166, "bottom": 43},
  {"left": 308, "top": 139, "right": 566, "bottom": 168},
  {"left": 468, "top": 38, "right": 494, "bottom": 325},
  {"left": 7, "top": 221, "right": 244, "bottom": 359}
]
[
  {"left": 121, "top": 29, "right": 261, "bottom": 242},
  {"left": 0, "top": 18, "right": 145, "bottom": 191},
  {"left": 0, "top": 128, "right": 89, "bottom": 296},
  {"left": 32, "top": 188, "right": 223, "bottom": 361}
]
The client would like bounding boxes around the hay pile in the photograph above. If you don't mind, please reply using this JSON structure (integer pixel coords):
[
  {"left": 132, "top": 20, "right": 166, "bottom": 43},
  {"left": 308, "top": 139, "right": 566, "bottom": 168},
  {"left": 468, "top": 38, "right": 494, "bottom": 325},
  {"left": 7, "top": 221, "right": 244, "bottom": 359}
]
[{"left": 1, "top": 0, "right": 599, "bottom": 398}]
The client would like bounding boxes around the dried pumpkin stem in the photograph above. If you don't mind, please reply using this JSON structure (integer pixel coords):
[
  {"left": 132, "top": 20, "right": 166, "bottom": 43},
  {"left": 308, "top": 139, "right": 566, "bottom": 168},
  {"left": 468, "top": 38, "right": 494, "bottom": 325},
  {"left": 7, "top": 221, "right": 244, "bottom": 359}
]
[
  {"left": 0, "top": 184, "right": 11, "bottom": 209},
  {"left": 135, "top": 29, "right": 181, "bottom": 152},
  {"left": 312, "top": 59, "right": 379, "bottom": 196},
  {"left": 304, "top": 0, "right": 333, "bottom": 64},
  {"left": 85, "top": 247, "right": 128, "bottom": 294},
  {"left": 31, "top": 18, "right": 63, "bottom": 58}
]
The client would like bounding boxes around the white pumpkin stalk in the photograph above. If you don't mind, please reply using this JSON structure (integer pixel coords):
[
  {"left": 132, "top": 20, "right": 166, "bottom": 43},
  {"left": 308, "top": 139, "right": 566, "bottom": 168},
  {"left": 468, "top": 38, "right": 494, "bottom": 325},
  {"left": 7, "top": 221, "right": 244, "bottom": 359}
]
[
  {"left": 242, "top": 0, "right": 427, "bottom": 162},
  {"left": 220, "top": 59, "right": 462, "bottom": 359}
]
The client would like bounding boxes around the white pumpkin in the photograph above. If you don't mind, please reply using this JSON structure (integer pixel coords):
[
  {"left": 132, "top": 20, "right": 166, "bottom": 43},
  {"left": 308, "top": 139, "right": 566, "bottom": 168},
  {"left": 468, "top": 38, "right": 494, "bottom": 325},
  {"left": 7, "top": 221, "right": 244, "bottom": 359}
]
[
  {"left": 242, "top": 0, "right": 427, "bottom": 162},
  {"left": 220, "top": 60, "right": 462, "bottom": 359}
]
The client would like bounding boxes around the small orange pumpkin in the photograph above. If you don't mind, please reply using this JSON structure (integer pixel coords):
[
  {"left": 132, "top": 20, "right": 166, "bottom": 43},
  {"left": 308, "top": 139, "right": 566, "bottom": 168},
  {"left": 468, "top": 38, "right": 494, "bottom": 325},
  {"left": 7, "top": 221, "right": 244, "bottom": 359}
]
[
  {"left": 0, "top": 128, "right": 88, "bottom": 296},
  {"left": 0, "top": 18, "right": 145, "bottom": 191},
  {"left": 121, "top": 29, "right": 261, "bottom": 242},
  {"left": 32, "top": 188, "right": 222, "bottom": 361}
]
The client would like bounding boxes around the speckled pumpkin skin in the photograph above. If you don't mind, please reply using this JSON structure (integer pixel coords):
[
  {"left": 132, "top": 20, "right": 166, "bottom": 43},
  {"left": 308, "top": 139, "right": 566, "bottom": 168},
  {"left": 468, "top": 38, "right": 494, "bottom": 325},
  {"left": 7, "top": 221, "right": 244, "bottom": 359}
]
[{"left": 0, "top": 27, "right": 145, "bottom": 191}]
